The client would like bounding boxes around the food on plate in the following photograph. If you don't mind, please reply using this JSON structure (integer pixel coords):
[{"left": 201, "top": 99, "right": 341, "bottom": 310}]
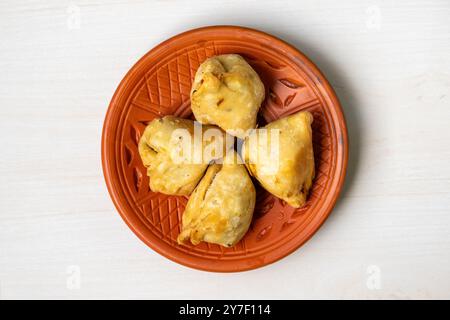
[
  {"left": 138, "top": 116, "right": 233, "bottom": 196},
  {"left": 242, "top": 111, "right": 315, "bottom": 208},
  {"left": 138, "top": 52, "right": 316, "bottom": 249},
  {"left": 190, "top": 54, "right": 265, "bottom": 138},
  {"left": 177, "top": 150, "right": 256, "bottom": 247}
]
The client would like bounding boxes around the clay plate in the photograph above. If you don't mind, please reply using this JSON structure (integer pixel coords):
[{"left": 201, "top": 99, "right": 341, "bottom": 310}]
[{"left": 102, "top": 26, "right": 348, "bottom": 272}]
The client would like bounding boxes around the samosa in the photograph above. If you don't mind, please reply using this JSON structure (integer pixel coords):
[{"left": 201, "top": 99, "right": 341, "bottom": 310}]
[
  {"left": 242, "top": 111, "right": 315, "bottom": 208},
  {"left": 190, "top": 54, "right": 265, "bottom": 138},
  {"left": 177, "top": 150, "right": 256, "bottom": 247},
  {"left": 138, "top": 116, "right": 233, "bottom": 196}
]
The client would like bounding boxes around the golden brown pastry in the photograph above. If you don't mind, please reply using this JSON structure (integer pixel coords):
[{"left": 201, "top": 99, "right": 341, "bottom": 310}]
[
  {"left": 190, "top": 54, "right": 265, "bottom": 139},
  {"left": 138, "top": 116, "right": 233, "bottom": 196},
  {"left": 177, "top": 150, "right": 256, "bottom": 247},
  {"left": 242, "top": 111, "right": 315, "bottom": 208}
]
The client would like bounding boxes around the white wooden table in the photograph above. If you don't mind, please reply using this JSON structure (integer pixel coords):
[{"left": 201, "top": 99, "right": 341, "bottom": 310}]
[{"left": 1, "top": 0, "right": 449, "bottom": 299}]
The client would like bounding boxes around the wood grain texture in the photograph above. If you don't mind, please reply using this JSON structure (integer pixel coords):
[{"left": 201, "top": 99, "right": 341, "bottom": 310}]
[{"left": 1, "top": 0, "right": 449, "bottom": 299}]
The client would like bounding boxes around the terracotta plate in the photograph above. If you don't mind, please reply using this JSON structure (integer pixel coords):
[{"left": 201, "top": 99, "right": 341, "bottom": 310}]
[{"left": 102, "top": 26, "right": 348, "bottom": 272}]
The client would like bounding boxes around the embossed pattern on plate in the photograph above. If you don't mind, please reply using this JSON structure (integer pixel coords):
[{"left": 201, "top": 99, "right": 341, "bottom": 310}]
[{"left": 102, "top": 26, "right": 348, "bottom": 272}]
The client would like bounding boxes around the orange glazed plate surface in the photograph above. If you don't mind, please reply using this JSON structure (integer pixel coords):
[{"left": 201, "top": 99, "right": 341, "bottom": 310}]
[{"left": 102, "top": 26, "right": 348, "bottom": 272}]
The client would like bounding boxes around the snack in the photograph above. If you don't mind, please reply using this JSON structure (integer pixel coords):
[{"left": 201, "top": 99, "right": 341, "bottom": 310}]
[
  {"left": 177, "top": 150, "right": 256, "bottom": 247},
  {"left": 138, "top": 116, "right": 233, "bottom": 196},
  {"left": 139, "top": 57, "right": 315, "bottom": 249},
  {"left": 242, "top": 111, "right": 315, "bottom": 208},
  {"left": 190, "top": 54, "right": 265, "bottom": 138}
]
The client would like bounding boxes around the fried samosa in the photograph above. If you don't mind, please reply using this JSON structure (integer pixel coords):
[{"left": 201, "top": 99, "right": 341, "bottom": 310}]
[
  {"left": 177, "top": 150, "right": 256, "bottom": 247},
  {"left": 242, "top": 111, "right": 315, "bottom": 208},
  {"left": 138, "top": 116, "right": 233, "bottom": 196},
  {"left": 190, "top": 54, "right": 265, "bottom": 138}
]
